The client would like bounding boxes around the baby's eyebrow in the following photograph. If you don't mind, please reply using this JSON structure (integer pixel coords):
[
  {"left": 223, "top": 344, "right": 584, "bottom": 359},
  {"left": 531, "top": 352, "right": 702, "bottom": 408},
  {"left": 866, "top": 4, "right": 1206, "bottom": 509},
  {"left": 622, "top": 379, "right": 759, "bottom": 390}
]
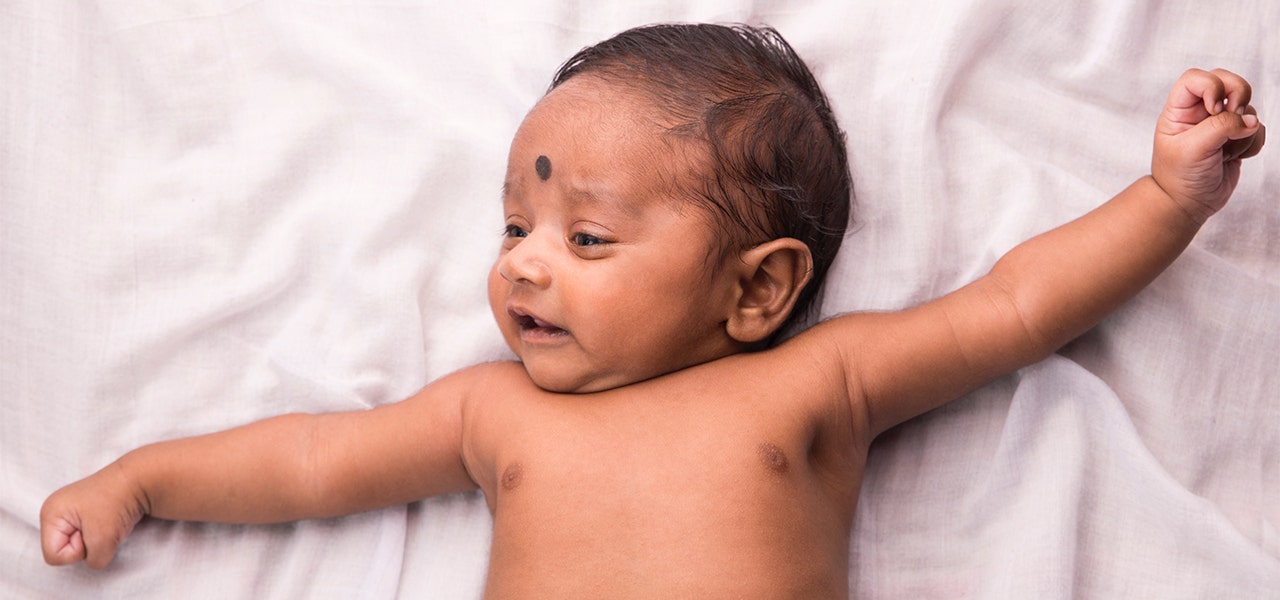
[
  {"left": 565, "top": 184, "right": 641, "bottom": 219},
  {"left": 500, "top": 175, "right": 641, "bottom": 219},
  {"left": 500, "top": 176, "right": 523, "bottom": 201},
  {"left": 564, "top": 186, "right": 603, "bottom": 207}
]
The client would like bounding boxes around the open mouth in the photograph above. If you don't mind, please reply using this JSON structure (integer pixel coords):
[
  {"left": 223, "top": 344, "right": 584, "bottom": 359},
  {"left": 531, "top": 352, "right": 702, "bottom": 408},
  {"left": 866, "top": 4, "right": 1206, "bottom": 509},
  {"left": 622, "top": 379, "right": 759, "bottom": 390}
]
[{"left": 509, "top": 308, "right": 568, "bottom": 340}]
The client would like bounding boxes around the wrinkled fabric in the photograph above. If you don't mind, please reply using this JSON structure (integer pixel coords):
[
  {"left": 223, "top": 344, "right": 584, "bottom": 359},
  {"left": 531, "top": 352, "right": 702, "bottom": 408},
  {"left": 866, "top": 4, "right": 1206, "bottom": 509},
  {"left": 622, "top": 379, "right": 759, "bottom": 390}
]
[{"left": 2, "top": 2, "right": 1276, "bottom": 597}]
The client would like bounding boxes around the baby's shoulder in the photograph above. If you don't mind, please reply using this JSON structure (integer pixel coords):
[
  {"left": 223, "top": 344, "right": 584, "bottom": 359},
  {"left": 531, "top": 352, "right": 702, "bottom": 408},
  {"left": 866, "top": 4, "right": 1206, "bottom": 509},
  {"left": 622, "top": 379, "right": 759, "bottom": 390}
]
[
  {"left": 452, "top": 359, "right": 531, "bottom": 380},
  {"left": 442, "top": 360, "right": 541, "bottom": 401},
  {"left": 690, "top": 323, "right": 855, "bottom": 403}
]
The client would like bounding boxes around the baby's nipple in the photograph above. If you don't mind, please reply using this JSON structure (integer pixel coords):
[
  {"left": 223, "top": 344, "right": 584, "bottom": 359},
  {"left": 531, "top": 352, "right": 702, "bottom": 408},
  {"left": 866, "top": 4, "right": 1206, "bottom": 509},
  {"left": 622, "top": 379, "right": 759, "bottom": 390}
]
[{"left": 501, "top": 462, "right": 524, "bottom": 491}]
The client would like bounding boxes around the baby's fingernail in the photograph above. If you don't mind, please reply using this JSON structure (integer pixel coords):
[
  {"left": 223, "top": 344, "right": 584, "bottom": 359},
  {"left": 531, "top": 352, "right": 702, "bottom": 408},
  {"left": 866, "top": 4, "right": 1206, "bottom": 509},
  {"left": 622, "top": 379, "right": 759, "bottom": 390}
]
[
  {"left": 1213, "top": 100, "right": 1224, "bottom": 114},
  {"left": 1242, "top": 113, "right": 1259, "bottom": 127}
]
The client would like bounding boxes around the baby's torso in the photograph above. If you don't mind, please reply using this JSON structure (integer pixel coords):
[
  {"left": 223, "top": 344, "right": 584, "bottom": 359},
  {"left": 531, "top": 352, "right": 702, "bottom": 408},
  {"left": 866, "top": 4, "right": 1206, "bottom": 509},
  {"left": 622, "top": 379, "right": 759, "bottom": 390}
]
[{"left": 459, "top": 349, "right": 869, "bottom": 599}]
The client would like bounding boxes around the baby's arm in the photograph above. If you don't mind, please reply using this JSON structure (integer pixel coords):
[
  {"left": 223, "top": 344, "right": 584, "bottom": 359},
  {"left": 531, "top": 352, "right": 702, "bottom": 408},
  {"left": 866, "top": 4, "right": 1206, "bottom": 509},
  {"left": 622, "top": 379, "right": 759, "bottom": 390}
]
[
  {"left": 837, "top": 68, "right": 1265, "bottom": 437},
  {"left": 40, "top": 371, "right": 478, "bottom": 569}
]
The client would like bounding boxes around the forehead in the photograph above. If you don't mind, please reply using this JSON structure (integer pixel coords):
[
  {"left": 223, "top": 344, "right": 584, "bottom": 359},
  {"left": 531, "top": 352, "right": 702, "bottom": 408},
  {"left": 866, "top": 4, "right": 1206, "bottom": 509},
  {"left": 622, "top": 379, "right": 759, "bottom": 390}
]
[
  {"left": 503, "top": 77, "right": 698, "bottom": 205},
  {"left": 523, "top": 76, "right": 658, "bottom": 137}
]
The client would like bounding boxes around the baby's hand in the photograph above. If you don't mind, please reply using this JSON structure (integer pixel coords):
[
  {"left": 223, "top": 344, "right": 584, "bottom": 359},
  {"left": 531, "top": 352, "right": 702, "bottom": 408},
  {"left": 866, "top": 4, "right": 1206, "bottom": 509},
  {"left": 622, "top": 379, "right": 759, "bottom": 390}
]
[
  {"left": 40, "top": 463, "right": 149, "bottom": 569},
  {"left": 1152, "top": 68, "right": 1265, "bottom": 223}
]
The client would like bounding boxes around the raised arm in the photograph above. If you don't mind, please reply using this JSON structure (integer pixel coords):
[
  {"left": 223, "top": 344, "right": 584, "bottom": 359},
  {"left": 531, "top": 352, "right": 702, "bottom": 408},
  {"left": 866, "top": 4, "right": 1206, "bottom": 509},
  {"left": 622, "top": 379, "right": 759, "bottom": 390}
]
[
  {"left": 837, "top": 68, "right": 1265, "bottom": 438},
  {"left": 40, "top": 371, "right": 479, "bottom": 569}
]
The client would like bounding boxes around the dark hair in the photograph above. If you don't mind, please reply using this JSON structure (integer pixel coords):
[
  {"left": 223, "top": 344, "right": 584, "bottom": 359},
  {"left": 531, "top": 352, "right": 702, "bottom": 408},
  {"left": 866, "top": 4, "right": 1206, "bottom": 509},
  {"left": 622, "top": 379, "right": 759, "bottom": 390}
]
[{"left": 551, "top": 23, "right": 852, "bottom": 341}]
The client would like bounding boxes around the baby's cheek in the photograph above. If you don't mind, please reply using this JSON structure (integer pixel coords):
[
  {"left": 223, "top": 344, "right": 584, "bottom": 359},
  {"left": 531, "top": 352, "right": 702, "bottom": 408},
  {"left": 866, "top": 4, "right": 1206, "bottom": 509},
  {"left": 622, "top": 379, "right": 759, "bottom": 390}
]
[
  {"left": 485, "top": 265, "right": 502, "bottom": 306},
  {"left": 486, "top": 267, "right": 516, "bottom": 346}
]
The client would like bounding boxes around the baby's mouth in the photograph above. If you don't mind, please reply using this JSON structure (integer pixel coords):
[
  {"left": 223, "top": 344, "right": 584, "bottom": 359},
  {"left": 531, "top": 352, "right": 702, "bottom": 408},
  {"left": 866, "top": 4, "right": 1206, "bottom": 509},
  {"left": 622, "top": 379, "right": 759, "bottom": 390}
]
[{"left": 510, "top": 309, "right": 568, "bottom": 338}]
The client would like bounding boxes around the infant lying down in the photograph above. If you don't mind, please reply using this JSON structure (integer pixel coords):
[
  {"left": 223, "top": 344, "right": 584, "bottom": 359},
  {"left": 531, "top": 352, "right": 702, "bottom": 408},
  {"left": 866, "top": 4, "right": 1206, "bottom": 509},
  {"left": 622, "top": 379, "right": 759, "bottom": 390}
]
[{"left": 40, "top": 23, "right": 1264, "bottom": 597}]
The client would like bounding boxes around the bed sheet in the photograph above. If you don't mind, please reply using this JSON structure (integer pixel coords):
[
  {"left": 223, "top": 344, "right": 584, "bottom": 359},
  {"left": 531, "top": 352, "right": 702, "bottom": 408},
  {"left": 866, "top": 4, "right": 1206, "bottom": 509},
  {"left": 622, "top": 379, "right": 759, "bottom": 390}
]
[{"left": 2, "top": 1, "right": 1276, "bottom": 597}]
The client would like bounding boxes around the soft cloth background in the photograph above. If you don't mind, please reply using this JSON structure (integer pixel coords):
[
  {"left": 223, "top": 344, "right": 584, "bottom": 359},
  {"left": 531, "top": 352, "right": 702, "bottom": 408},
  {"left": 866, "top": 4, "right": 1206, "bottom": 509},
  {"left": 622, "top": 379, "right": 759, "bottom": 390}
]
[{"left": 2, "top": 1, "right": 1276, "bottom": 597}]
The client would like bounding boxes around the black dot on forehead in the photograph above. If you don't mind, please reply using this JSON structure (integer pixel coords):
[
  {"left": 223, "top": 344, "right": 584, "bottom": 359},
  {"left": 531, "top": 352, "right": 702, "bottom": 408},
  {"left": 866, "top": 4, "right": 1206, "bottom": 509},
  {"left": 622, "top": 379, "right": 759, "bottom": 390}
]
[{"left": 535, "top": 155, "right": 552, "bottom": 181}]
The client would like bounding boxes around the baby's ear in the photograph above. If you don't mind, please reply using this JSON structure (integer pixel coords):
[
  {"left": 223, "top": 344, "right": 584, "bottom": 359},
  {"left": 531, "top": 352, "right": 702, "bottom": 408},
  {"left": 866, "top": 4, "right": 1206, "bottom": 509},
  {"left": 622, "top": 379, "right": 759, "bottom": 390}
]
[{"left": 725, "top": 238, "right": 813, "bottom": 344}]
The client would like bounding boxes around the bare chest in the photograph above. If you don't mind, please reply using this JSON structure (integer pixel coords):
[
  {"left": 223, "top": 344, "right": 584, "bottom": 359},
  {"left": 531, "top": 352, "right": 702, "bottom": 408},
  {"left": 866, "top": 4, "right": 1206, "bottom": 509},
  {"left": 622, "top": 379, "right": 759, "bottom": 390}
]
[{"left": 469, "top": 386, "right": 864, "bottom": 598}]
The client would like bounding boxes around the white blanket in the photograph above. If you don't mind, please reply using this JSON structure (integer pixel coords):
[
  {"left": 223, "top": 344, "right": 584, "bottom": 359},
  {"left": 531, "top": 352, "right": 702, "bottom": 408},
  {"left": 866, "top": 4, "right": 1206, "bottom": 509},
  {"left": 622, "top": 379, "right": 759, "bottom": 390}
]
[{"left": 3, "top": 1, "right": 1277, "bottom": 597}]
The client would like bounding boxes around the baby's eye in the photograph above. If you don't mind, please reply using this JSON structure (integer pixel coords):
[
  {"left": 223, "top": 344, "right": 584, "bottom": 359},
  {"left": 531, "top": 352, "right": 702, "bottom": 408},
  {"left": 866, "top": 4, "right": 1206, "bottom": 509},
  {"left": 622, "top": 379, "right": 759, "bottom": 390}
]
[
  {"left": 571, "top": 232, "right": 607, "bottom": 247},
  {"left": 504, "top": 224, "right": 529, "bottom": 239}
]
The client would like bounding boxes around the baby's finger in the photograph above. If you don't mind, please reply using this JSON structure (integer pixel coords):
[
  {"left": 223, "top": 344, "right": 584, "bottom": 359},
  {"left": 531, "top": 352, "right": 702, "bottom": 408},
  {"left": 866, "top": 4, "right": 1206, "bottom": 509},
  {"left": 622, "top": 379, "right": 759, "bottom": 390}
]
[
  {"left": 1167, "top": 68, "right": 1225, "bottom": 117},
  {"left": 41, "top": 517, "right": 87, "bottom": 566},
  {"left": 1222, "top": 106, "right": 1264, "bottom": 160},
  {"left": 1182, "top": 110, "right": 1262, "bottom": 163},
  {"left": 1211, "top": 68, "right": 1253, "bottom": 115},
  {"left": 1236, "top": 113, "right": 1265, "bottom": 161}
]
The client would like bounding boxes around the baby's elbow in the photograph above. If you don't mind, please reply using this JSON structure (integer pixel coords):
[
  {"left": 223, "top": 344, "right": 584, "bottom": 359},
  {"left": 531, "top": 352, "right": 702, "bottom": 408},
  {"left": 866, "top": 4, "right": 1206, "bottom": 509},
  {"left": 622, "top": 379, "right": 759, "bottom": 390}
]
[{"left": 979, "top": 274, "right": 1060, "bottom": 367}]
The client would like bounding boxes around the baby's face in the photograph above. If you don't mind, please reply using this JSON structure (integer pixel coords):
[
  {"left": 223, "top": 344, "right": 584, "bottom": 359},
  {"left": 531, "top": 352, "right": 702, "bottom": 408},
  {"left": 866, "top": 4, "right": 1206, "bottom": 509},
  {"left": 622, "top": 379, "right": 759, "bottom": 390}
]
[{"left": 488, "top": 77, "right": 744, "bottom": 393}]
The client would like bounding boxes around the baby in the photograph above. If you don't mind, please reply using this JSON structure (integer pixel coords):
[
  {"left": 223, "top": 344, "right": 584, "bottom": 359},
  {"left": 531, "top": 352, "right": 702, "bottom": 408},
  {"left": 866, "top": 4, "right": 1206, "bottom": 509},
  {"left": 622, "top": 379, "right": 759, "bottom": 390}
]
[{"left": 40, "top": 23, "right": 1264, "bottom": 598}]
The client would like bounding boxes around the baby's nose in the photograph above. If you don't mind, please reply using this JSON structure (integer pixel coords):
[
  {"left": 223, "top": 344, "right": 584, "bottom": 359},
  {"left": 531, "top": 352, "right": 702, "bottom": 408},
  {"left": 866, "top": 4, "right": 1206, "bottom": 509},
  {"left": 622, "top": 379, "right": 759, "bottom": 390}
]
[{"left": 497, "top": 236, "right": 552, "bottom": 287}]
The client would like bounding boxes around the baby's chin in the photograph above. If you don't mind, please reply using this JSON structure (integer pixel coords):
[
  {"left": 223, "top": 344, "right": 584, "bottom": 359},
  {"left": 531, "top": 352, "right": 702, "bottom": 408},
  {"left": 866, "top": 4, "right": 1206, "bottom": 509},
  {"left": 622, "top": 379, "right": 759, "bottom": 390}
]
[
  {"left": 522, "top": 364, "right": 639, "bottom": 395},
  {"left": 519, "top": 351, "right": 736, "bottom": 395},
  {"left": 519, "top": 354, "right": 697, "bottom": 394}
]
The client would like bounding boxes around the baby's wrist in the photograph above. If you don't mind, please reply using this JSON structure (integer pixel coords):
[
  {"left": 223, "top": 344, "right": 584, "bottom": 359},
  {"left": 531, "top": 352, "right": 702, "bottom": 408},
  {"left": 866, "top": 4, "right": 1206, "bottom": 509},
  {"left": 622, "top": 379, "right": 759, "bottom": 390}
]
[
  {"left": 112, "top": 451, "right": 154, "bottom": 517},
  {"left": 1145, "top": 175, "right": 1215, "bottom": 226}
]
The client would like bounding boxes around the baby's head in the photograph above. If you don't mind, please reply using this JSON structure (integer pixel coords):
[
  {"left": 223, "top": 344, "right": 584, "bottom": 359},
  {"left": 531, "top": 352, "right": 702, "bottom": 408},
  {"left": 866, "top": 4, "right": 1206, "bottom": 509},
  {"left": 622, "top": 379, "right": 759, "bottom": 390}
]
[
  {"left": 489, "top": 23, "right": 852, "bottom": 393},
  {"left": 553, "top": 24, "right": 852, "bottom": 336}
]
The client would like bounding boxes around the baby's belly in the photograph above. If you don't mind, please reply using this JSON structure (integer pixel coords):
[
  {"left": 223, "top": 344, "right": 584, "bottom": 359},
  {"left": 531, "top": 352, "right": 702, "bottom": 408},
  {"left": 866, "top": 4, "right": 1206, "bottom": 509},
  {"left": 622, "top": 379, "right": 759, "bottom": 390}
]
[
  {"left": 484, "top": 521, "right": 849, "bottom": 598},
  {"left": 481, "top": 460, "right": 854, "bottom": 599}
]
